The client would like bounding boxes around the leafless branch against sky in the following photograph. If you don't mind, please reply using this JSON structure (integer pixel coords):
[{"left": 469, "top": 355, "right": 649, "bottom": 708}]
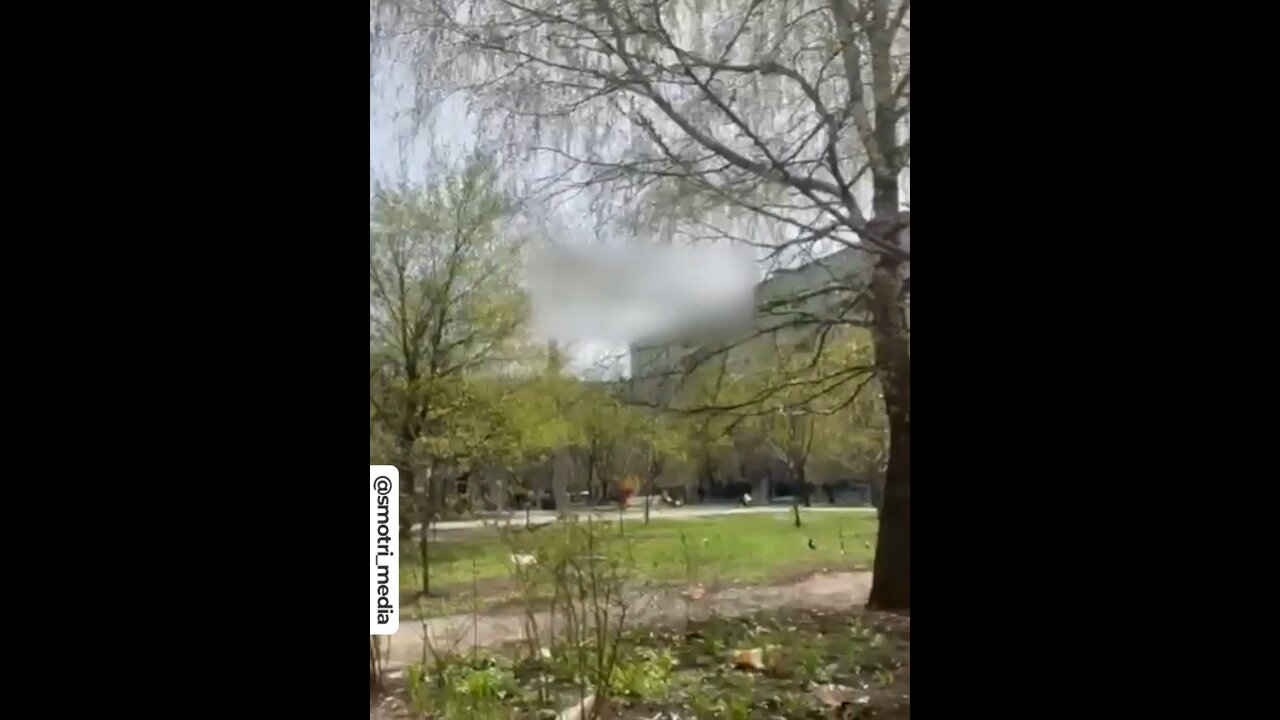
[{"left": 371, "top": 0, "right": 909, "bottom": 379}]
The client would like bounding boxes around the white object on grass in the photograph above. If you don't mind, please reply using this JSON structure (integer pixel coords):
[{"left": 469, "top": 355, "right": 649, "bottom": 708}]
[{"left": 511, "top": 553, "right": 538, "bottom": 568}]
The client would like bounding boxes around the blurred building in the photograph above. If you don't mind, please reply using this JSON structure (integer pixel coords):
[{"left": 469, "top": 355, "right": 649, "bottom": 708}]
[{"left": 626, "top": 237, "right": 907, "bottom": 503}]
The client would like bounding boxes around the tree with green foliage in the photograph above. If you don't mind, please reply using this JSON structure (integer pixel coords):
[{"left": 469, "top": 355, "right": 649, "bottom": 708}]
[
  {"left": 637, "top": 411, "right": 691, "bottom": 524},
  {"left": 562, "top": 382, "right": 636, "bottom": 503},
  {"left": 743, "top": 330, "right": 882, "bottom": 526},
  {"left": 508, "top": 369, "right": 585, "bottom": 520},
  {"left": 369, "top": 158, "right": 527, "bottom": 594},
  {"left": 674, "top": 353, "right": 739, "bottom": 503}
]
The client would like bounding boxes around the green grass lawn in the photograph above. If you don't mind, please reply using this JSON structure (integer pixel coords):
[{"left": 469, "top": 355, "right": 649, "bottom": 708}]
[{"left": 401, "top": 510, "right": 878, "bottom": 617}]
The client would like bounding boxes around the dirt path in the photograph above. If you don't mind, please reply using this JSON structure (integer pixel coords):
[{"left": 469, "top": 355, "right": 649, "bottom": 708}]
[{"left": 375, "top": 571, "right": 873, "bottom": 669}]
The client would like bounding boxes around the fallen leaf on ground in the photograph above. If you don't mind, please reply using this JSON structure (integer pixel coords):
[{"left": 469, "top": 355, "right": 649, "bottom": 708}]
[
  {"left": 732, "top": 648, "right": 766, "bottom": 670},
  {"left": 682, "top": 585, "right": 706, "bottom": 601}
]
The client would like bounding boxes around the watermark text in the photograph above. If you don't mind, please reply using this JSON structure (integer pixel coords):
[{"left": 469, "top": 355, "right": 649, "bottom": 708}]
[{"left": 370, "top": 466, "right": 399, "bottom": 635}]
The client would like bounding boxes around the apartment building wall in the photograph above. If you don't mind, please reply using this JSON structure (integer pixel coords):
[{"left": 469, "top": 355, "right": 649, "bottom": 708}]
[{"left": 623, "top": 244, "right": 885, "bottom": 500}]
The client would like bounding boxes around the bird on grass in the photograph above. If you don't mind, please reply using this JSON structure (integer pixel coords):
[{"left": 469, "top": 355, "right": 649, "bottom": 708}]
[{"left": 807, "top": 538, "right": 817, "bottom": 550}]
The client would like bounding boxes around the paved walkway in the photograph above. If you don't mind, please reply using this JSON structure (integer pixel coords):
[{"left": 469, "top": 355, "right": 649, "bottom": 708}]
[
  {"left": 374, "top": 571, "right": 873, "bottom": 670},
  {"left": 420, "top": 504, "right": 875, "bottom": 533}
]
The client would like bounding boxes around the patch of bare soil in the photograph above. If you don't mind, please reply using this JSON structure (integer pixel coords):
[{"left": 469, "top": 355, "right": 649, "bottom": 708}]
[{"left": 379, "top": 572, "right": 874, "bottom": 670}]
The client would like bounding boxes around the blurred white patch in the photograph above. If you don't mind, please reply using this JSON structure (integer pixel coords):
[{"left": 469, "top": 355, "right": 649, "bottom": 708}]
[
  {"left": 528, "top": 244, "right": 755, "bottom": 343},
  {"left": 510, "top": 553, "right": 538, "bottom": 568}
]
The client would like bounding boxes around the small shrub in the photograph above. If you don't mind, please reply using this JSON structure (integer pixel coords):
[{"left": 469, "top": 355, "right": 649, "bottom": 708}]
[
  {"left": 609, "top": 647, "right": 676, "bottom": 699},
  {"left": 445, "top": 661, "right": 519, "bottom": 703},
  {"left": 407, "top": 656, "right": 518, "bottom": 720},
  {"left": 777, "top": 691, "right": 813, "bottom": 718},
  {"left": 504, "top": 515, "right": 639, "bottom": 719},
  {"left": 688, "top": 689, "right": 723, "bottom": 720},
  {"left": 405, "top": 663, "right": 429, "bottom": 715},
  {"left": 722, "top": 693, "right": 752, "bottom": 720},
  {"left": 792, "top": 644, "right": 833, "bottom": 682}
]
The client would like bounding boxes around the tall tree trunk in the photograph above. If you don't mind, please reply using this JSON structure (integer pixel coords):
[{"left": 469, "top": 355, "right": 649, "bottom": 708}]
[
  {"left": 864, "top": 0, "right": 910, "bottom": 611},
  {"left": 396, "top": 429, "right": 416, "bottom": 541},
  {"left": 865, "top": 233, "right": 910, "bottom": 611},
  {"left": 791, "top": 489, "right": 802, "bottom": 527},
  {"left": 493, "top": 474, "right": 507, "bottom": 512},
  {"left": 586, "top": 445, "right": 597, "bottom": 503},
  {"left": 699, "top": 454, "right": 713, "bottom": 504},
  {"left": 868, "top": 397, "right": 908, "bottom": 609},
  {"left": 798, "top": 458, "right": 808, "bottom": 504},
  {"left": 418, "top": 508, "right": 430, "bottom": 596},
  {"left": 792, "top": 463, "right": 807, "bottom": 526},
  {"left": 418, "top": 462, "right": 435, "bottom": 596},
  {"left": 643, "top": 456, "right": 660, "bottom": 524},
  {"left": 552, "top": 448, "right": 571, "bottom": 517},
  {"left": 398, "top": 464, "right": 416, "bottom": 541}
]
